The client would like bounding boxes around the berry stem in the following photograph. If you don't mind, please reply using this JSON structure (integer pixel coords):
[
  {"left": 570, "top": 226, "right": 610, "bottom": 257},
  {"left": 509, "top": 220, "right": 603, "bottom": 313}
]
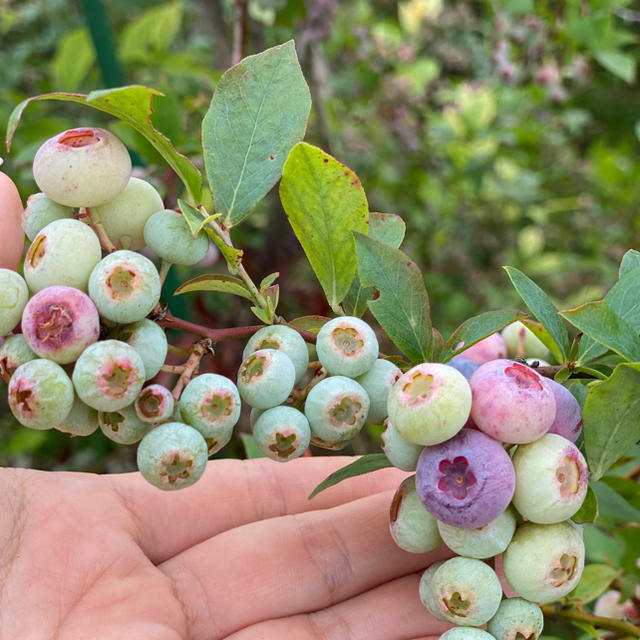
[
  {"left": 81, "top": 207, "right": 117, "bottom": 253},
  {"left": 541, "top": 603, "right": 640, "bottom": 637},
  {"left": 160, "top": 364, "right": 186, "bottom": 374},
  {"left": 158, "top": 260, "right": 173, "bottom": 286},
  {"left": 171, "top": 340, "right": 210, "bottom": 401}
]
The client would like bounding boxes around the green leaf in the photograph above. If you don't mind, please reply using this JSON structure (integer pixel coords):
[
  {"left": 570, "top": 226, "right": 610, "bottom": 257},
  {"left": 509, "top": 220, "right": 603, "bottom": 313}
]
[
  {"left": 503, "top": 266, "right": 570, "bottom": 361},
  {"left": 591, "top": 480, "right": 640, "bottom": 523},
  {"left": 596, "top": 50, "right": 636, "bottom": 84},
  {"left": 6, "top": 86, "right": 202, "bottom": 202},
  {"left": 342, "top": 212, "right": 405, "bottom": 316},
  {"left": 177, "top": 199, "right": 207, "bottom": 237},
  {"left": 582, "top": 363, "right": 640, "bottom": 480},
  {"left": 308, "top": 453, "right": 392, "bottom": 499},
  {"left": 353, "top": 232, "right": 432, "bottom": 363},
  {"left": 51, "top": 27, "right": 95, "bottom": 91},
  {"left": 570, "top": 621, "right": 601, "bottom": 639},
  {"left": 568, "top": 381, "right": 588, "bottom": 409},
  {"left": 203, "top": 227, "right": 243, "bottom": 274},
  {"left": 572, "top": 484, "right": 599, "bottom": 523},
  {"left": 619, "top": 249, "right": 640, "bottom": 279},
  {"left": 441, "top": 309, "right": 526, "bottom": 362},
  {"left": 260, "top": 272, "right": 279, "bottom": 291},
  {"left": 286, "top": 315, "right": 330, "bottom": 333},
  {"left": 605, "top": 266, "right": 640, "bottom": 332},
  {"left": 280, "top": 143, "right": 369, "bottom": 311},
  {"left": 560, "top": 300, "right": 640, "bottom": 362},
  {"left": 240, "top": 433, "right": 266, "bottom": 459},
  {"left": 569, "top": 564, "right": 620, "bottom": 604},
  {"left": 203, "top": 40, "right": 311, "bottom": 226},
  {"left": 520, "top": 320, "right": 561, "bottom": 364},
  {"left": 174, "top": 274, "right": 253, "bottom": 300},
  {"left": 578, "top": 336, "right": 609, "bottom": 365},
  {"left": 119, "top": 1, "right": 183, "bottom": 63}
]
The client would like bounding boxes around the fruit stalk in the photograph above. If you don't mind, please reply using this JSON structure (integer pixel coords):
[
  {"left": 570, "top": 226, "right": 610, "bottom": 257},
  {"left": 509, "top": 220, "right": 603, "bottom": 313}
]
[{"left": 541, "top": 603, "right": 640, "bottom": 637}]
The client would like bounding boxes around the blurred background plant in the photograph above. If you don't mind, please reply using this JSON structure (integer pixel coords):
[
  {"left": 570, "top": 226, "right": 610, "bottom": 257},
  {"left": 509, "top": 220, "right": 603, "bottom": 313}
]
[{"left": 1, "top": 4, "right": 639, "bottom": 633}]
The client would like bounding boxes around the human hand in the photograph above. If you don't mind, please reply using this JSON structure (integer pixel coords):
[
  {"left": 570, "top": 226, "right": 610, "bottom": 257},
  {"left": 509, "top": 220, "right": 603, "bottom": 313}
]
[
  {"left": 0, "top": 170, "right": 25, "bottom": 271},
  {"left": 0, "top": 457, "right": 452, "bottom": 640}
]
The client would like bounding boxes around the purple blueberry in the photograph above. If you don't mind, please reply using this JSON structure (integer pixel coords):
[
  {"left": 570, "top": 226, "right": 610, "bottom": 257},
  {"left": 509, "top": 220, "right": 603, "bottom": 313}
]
[
  {"left": 21, "top": 286, "right": 100, "bottom": 364},
  {"left": 446, "top": 357, "right": 479, "bottom": 380},
  {"left": 545, "top": 378, "right": 582, "bottom": 442},
  {"left": 470, "top": 359, "right": 556, "bottom": 444},
  {"left": 415, "top": 428, "right": 515, "bottom": 528}
]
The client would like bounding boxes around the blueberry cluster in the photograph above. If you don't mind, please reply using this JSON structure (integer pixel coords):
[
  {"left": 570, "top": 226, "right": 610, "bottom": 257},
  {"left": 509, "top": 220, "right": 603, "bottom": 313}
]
[
  {"left": 242, "top": 317, "right": 400, "bottom": 461},
  {"left": 0, "top": 127, "right": 215, "bottom": 491},
  {"left": 384, "top": 331, "right": 587, "bottom": 639}
]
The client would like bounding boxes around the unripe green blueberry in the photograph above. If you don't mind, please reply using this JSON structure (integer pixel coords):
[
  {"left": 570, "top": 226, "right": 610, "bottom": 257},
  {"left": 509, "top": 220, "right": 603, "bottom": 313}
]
[
  {"left": 316, "top": 316, "right": 378, "bottom": 377},
  {"left": 8, "top": 359, "right": 74, "bottom": 430},
  {"left": 55, "top": 394, "right": 99, "bottom": 436},
  {"left": 380, "top": 419, "right": 422, "bottom": 471},
  {"left": 24, "top": 219, "right": 102, "bottom": 293},
  {"left": 389, "top": 475, "right": 441, "bottom": 553},
  {"left": 440, "top": 629, "right": 497, "bottom": 639},
  {"left": 430, "top": 556, "right": 503, "bottom": 626},
  {"left": 99, "top": 404, "right": 151, "bottom": 444},
  {"left": 512, "top": 433, "right": 588, "bottom": 524},
  {"left": 249, "top": 406, "right": 264, "bottom": 431},
  {"left": 355, "top": 358, "right": 401, "bottom": 424},
  {"left": 89, "top": 250, "right": 161, "bottom": 324},
  {"left": 93, "top": 177, "right": 164, "bottom": 250},
  {"left": 109, "top": 318, "right": 168, "bottom": 380},
  {"left": 0, "top": 334, "right": 36, "bottom": 383},
  {"left": 487, "top": 597, "right": 544, "bottom": 640},
  {"left": 137, "top": 421, "right": 208, "bottom": 490},
  {"left": 72, "top": 340, "right": 146, "bottom": 411},
  {"left": 33, "top": 127, "right": 131, "bottom": 207},
  {"left": 143, "top": 209, "right": 209, "bottom": 266},
  {"left": 437, "top": 507, "right": 516, "bottom": 559},
  {"left": 304, "top": 375, "right": 370, "bottom": 449},
  {"left": 178, "top": 373, "right": 241, "bottom": 454},
  {"left": 237, "top": 349, "right": 296, "bottom": 410},
  {"left": 387, "top": 362, "right": 472, "bottom": 446},
  {"left": 0, "top": 269, "right": 29, "bottom": 335},
  {"left": 418, "top": 561, "right": 449, "bottom": 622},
  {"left": 501, "top": 321, "right": 551, "bottom": 360},
  {"left": 502, "top": 521, "right": 585, "bottom": 603},
  {"left": 135, "top": 384, "right": 175, "bottom": 423},
  {"left": 21, "top": 193, "right": 74, "bottom": 241},
  {"left": 243, "top": 325, "right": 309, "bottom": 384},
  {"left": 253, "top": 406, "right": 311, "bottom": 462},
  {"left": 21, "top": 285, "right": 100, "bottom": 364}
]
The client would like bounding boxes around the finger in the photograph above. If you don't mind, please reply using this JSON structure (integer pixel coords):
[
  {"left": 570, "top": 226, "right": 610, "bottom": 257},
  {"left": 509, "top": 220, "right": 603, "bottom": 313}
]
[
  {"left": 0, "top": 172, "right": 25, "bottom": 271},
  {"left": 225, "top": 573, "right": 450, "bottom": 640},
  {"left": 107, "top": 455, "right": 409, "bottom": 563},
  {"left": 160, "top": 490, "right": 453, "bottom": 640}
]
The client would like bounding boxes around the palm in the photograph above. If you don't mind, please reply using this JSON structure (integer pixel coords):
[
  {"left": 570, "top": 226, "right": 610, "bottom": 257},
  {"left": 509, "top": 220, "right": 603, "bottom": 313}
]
[{"left": 0, "top": 458, "right": 450, "bottom": 640}]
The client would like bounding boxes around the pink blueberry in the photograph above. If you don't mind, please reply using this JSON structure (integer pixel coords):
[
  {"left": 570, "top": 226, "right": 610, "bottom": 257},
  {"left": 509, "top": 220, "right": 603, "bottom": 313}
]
[
  {"left": 21, "top": 286, "right": 100, "bottom": 364},
  {"left": 415, "top": 428, "right": 516, "bottom": 528},
  {"left": 545, "top": 378, "right": 583, "bottom": 442},
  {"left": 456, "top": 332, "right": 507, "bottom": 365},
  {"left": 469, "top": 359, "right": 556, "bottom": 444}
]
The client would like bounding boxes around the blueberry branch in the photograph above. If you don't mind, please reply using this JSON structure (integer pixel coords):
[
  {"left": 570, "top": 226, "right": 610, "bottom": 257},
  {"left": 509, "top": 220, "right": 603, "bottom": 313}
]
[
  {"left": 170, "top": 339, "right": 211, "bottom": 401},
  {"left": 541, "top": 603, "right": 640, "bottom": 637}
]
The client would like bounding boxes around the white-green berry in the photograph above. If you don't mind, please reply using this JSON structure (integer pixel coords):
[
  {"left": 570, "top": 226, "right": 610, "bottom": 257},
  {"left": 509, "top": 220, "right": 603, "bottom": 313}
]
[
  {"left": 253, "top": 406, "right": 311, "bottom": 462},
  {"left": 21, "top": 193, "right": 73, "bottom": 241},
  {"left": 236, "top": 348, "right": 296, "bottom": 409},
  {"left": 109, "top": 318, "right": 168, "bottom": 380},
  {"left": 0, "top": 269, "right": 29, "bottom": 336},
  {"left": 143, "top": 209, "right": 209, "bottom": 266},
  {"left": 355, "top": 358, "right": 401, "bottom": 424}
]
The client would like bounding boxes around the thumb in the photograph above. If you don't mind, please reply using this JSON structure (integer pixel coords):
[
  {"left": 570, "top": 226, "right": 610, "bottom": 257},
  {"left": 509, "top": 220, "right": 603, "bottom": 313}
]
[{"left": 0, "top": 171, "right": 25, "bottom": 271}]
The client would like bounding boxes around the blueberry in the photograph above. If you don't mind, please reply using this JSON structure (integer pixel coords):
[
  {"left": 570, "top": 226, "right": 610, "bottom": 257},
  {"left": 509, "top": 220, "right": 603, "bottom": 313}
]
[
  {"left": 21, "top": 285, "right": 100, "bottom": 364},
  {"left": 446, "top": 357, "right": 480, "bottom": 380},
  {"left": 470, "top": 359, "right": 555, "bottom": 444},
  {"left": 455, "top": 333, "right": 507, "bottom": 365},
  {"left": 387, "top": 362, "right": 472, "bottom": 446},
  {"left": 8, "top": 358, "right": 74, "bottom": 430},
  {"left": 0, "top": 334, "right": 36, "bottom": 383},
  {"left": 89, "top": 250, "right": 161, "bottom": 324},
  {"left": 178, "top": 373, "right": 241, "bottom": 454},
  {"left": 72, "top": 339, "right": 146, "bottom": 411},
  {"left": 512, "top": 433, "right": 589, "bottom": 524},
  {"left": 415, "top": 428, "right": 515, "bottom": 528},
  {"left": 55, "top": 394, "right": 99, "bottom": 436},
  {"left": 487, "top": 597, "right": 544, "bottom": 640},
  {"left": 143, "top": 209, "right": 209, "bottom": 266},
  {"left": 304, "top": 375, "right": 370, "bottom": 449},
  {"left": 437, "top": 507, "right": 516, "bottom": 559},
  {"left": 389, "top": 476, "right": 441, "bottom": 553},
  {"left": 136, "top": 421, "right": 208, "bottom": 490},
  {"left": 21, "top": 193, "right": 73, "bottom": 242},
  {"left": 0, "top": 269, "right": 29, "bottom": 336},
  {"left": 380, "top": 419, "right": 422, "bottom": 471},
  {"left": 237, "top": 348, "right": 295, "bottom": 409},
  {"left": 24, "top": 218, "right": 102, "bottom": 293},
  {"left": 354, "top": 358, "right": 401, "bottom": 425},
  {"left": 32, "top": 127, "right": 131, "bottom": 207},
  {"left": 109, "top": 318, "right": 168, "bottom": 380},
  {"left": 253, "top": 405, "right": 311, "bottom": 461},
  {"left": 439, "top": 629, "right": 497, "bottom": 639},
  {"left": 243, "top": 324, "right": 309, "bottom": 384},
  {"left": 501, "top": 321, "right": 551, "bottom": 360},
  {"left": 316, "top": 316, "right": 378, "bottom": 377},
  {"left": 418, "top": 562, "right": 449, "bottom": 622},
  {"left": 502, "top": 521, "right": 585, "bottom": 602},
  {"left": 99, "top": 404, "right": 151, "bottom": 444},
  {"left": 545, "top": 378, "right": 582, "bottom": 442},
  {"left": 135, "top": 384, "right": 175, "bottom": 423}
]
